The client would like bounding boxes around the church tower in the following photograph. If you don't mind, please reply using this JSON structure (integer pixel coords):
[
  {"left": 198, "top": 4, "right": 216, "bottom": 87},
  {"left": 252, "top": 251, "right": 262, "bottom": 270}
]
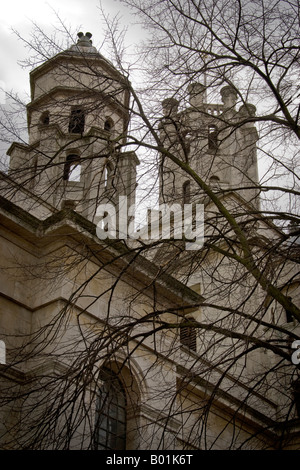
[
  {"left": 159, "top": 82, "right": 259, "bottom": 210},
  {"left": 7, "top": 32, "right": 139, "bottom": 222}
]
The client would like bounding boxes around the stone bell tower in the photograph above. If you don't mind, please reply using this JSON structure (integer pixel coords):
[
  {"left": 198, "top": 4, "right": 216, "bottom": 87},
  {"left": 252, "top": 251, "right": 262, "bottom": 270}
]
[
  {"left": 159, "top": 82, "right": 259, "bottom": 210},
  {"left": 8, "top": 32, "right": 139, "bottom": 222}
]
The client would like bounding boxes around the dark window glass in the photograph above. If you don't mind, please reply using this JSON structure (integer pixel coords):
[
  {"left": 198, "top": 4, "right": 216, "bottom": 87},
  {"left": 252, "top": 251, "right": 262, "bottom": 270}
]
[
  {"left": 286, "top": 310, "right": 294, "bottom": 323},
  {"left": 95, "top": 369, "right": 126, "bottom": 450},
  {"left": 69, "top": 108, "right": 85, "bottom": 134},
  {"left": 208, "top": 125, "right": 218, "bottom": 150},
  {"left": 104, "top": 119, "right": 113, "bottom": 132},
  {"left": 40, "top": 111, "right": 50, "bottom": 125},
  {"left": 292, "top": 380, "right": 300, "bottom": 418}
]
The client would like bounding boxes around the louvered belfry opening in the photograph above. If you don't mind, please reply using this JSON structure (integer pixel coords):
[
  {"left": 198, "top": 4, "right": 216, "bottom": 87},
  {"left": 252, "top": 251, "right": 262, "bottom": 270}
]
[{"left": 180, "top": 319, "right": 197, "bottom": 352}]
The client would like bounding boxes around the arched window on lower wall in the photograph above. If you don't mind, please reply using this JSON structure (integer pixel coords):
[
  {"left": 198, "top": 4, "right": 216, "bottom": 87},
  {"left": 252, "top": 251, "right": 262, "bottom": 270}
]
[{"left": 95, "top": 368, "right": 127, "bottom": 450}]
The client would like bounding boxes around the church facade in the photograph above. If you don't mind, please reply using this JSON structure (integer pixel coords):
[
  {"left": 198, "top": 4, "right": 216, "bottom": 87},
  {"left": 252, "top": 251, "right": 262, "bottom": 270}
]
[{"left": 0, "top": 32, "right": 299, "bottom": 450}]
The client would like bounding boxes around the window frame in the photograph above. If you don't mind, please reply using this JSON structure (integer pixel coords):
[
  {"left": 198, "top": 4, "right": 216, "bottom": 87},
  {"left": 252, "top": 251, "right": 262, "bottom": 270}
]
[
  {"left": 63, "top": 154, "right": 82, "bottom": 182},
  {"left": 104, "top": 118, "right": 114, "bottom": 133},
  {"left": 208, "top": 124, "right": 219, "bottom": 150},
  {"left": 68, "top": 107, "right": 85, "bottom": 134},
  {"left": 39, "top": 111, "right": 50, "bottom": 126},
  {"left": 94, "top": 368, "right": 127, "bottom": 451}
]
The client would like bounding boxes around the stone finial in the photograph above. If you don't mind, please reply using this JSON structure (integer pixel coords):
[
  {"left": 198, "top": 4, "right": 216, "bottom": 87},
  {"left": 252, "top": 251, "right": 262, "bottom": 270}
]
[
  {"left": 220, "top": 85, "right": 238, "bottom": 109},
  {"left": 188, "top": 82, "right": 206, "bottom": 107},
  {"left": 162, "top": 97, "right": 179, "bottom": 116},
  {"left": 68, "top": 32, "right": 98, "bottom": 54},
  {"left": 77, "top": 32, "right": 93, "bottom": 46}
]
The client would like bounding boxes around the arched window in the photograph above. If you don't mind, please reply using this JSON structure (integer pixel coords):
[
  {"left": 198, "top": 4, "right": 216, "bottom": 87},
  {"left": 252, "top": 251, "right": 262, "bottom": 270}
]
[
  {"left": 209, "top": 175, "right": 220, "bottom": 188},
  {"left": 104, "top": 165, "right": 109, "bottom": 189},
  {"left": 104, "top": 118, "right": 114, "bottom": 133},
  {"left": 103, "top": 162, "right": 114, "bottom": 189},
  {"left": 208, "top": 124, "right": 218, "bottom": 150},
  {"left": 180, "top": 319, "right": 197, "bottom": 352},
  {"left": 69, "top": 108, "right": 85, "bottom": 134},
  {"left": 63, "top": 154, "right": 81, "bottom": 181},
  {"left": 40, "top": 111, "right": 50, "bottom": 126},
  {"left": 95, "top": 368, "right": 127, "bottom": 450}
]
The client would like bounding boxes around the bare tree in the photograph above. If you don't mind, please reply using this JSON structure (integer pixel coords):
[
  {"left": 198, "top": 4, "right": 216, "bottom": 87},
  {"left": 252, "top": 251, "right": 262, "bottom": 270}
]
[{"left": 0, "top": 0, "right": 299, "bottom": 451}]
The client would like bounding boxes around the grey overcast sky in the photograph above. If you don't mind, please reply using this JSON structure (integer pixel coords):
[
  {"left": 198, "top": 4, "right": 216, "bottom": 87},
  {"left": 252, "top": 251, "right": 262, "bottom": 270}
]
[{"left": 0, "top": 0, "right": 139, "bottom": 97}]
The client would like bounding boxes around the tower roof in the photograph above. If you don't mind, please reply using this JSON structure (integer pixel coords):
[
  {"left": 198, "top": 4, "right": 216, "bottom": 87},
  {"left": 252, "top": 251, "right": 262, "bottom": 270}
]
[{"left": 28, "top": 32, "right": 128, "bottom": 103}]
